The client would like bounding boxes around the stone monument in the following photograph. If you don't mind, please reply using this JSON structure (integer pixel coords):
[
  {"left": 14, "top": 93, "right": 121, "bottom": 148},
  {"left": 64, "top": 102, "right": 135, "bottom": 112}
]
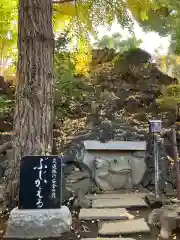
[
  {"left": 4, "top": 155, "right": 72, "bottom": 239},
  {"left": 83, "top": 140, "right": 147, "bottom": 191}
]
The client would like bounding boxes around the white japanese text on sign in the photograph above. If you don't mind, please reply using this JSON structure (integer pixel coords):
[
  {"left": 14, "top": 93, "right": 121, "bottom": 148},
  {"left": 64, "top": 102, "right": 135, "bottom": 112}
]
[
  {"left": 33, "top": 157, "right": 48, "bottom": 208},
  {"left": 51, "top": 158, "right": 57, "bottom": 199}
]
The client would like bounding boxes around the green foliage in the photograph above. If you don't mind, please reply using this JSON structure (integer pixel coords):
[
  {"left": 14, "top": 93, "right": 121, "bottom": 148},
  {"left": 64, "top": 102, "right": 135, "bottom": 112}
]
[
  {"left": 1, "top": 0, "right": 179, "bottom": 75},
  {"left": 54, "top": 31, "right": 74, "bottom": 74},
  {"left": 95, "top": 33, "right": 142, "bottom": 53},
  {"left": 0, "top": 0, "right": 17, "bottom": 76},
  {"left": 157, "top": 84, "right": 180, "bottom": 111},
  {"left": 54, "top": 34, "right": 89, "bottom": 119},
  {"left": 55, "top": 76, "right": 89, "bottom": 119},
  {"left": 155, "top": 52, "right": 180, "bottom": 79},
  {"left": 162, "top": 0, "right": 180, "bottom": 54},
  {"left": 53, "top": 0, "right": 150, "bottom": 56},
  {"left": 132, "top": 0, "right": 180, "bottom": 54},
  {"left": 2, "top": 0, "right": 180, "bottom": 77},
  {"left": 53, "top": 0, "right": 133, "bottom": 34},
  {"left": 173, "top": 63, "right": 180, "bottom": 80},
  {"left": 133, "top": 7, "right": 172, "bottom": 36},
  {"left": 0, "top": 95, "right": 13, "bottom": 116},
  {"left": 125, "top": 0, "right": 169, "bottom": 33}
]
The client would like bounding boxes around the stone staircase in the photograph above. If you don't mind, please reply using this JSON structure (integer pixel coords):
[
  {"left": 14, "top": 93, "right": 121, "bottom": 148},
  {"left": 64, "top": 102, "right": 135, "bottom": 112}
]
[{"left": 78, "top": 193, "right": 150, "bottom": 240}]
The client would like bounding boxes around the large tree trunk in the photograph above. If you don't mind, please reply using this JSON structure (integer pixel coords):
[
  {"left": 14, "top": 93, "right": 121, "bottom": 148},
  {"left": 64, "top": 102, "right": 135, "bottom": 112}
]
[{"left": 5, "top": 0, "right": 54, "bottom": 205}]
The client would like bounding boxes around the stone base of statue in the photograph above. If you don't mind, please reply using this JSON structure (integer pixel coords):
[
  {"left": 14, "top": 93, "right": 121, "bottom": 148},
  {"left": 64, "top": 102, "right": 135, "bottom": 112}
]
[
  {"left": 4, "top": 206, "right": 72, "bottom": 239},
  {"left": 145, "top": 194, "right": 169, "bottom": 208}
]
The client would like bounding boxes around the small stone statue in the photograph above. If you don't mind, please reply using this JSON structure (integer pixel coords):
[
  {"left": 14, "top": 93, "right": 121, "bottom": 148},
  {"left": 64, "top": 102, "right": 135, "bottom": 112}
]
[
  {"left": 148, "top": 204, "right": 180, "bottom": 239},
  {"left": 94, "top": 156, "right": 133, "bottom": 191}
]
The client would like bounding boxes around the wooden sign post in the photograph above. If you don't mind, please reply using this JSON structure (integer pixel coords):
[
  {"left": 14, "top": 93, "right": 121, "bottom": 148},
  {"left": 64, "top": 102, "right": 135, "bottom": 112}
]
[{"left": 5, "top": 155, "right": 72, "bottom": 239}]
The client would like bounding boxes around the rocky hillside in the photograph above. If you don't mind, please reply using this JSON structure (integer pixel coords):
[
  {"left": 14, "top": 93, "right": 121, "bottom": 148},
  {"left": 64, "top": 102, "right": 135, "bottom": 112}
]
[
  {"left": 58, "top": 48, "right": 177, "bottom": 148},
  {"left": 57, "top": 48, "right": 178, "bottom": 193},
  {"left": 0, "top": 48, "right": 178, "bottom": 194}
]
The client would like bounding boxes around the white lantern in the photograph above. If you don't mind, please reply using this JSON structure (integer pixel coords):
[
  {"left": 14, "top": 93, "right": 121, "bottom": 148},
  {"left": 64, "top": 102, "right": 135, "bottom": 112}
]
[{"left": 149, "top": 120, "right": 162, "bottom": 133}]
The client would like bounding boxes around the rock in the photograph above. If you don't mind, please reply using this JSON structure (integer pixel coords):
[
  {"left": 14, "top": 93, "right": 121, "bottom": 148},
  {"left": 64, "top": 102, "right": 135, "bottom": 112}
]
[
  {"left": 171, "top": 198, "right": 180, "bottom": 203},
  {"left": 133, "top": 112, "right": 147, "bottom": 121},
  {"left": 5, "top": 206, "right": 72, "bottom": 239},
  {"left": 61, "top": 177, "right": 74, "bottom": 202},
  {"left": 63, "top": 140, "right": 87, "bottom": 170},
  {"left": 98, "top": 218, "right": 150, "bottom": 235},
  {"left": 67, "top": 177, "right": 90, "bottom": 193},
  {"left": 125, "top": 97, "right": 142, "bottom": 113},
  {"left": 61, "top": 166, "right": 91, "bottom": 202},
  {"left": 0, "top": 185, "right": 4, "bottom": 202},
  {"left": 148, "top": 204, "right": 180, "bottom": 239},
  {"left": 66, "top": 170, "right": 89, "bottom": 182},
  {"left": 66, "top": 170, "right": 90, "bottom": 195},
  {"left": 164, "top": 181, "right": 174, "bottom": 193},
  {"left": 73, "top": 188, "right": 91, "bottom": 208},
  {"left": 0, "top": 160, "right": 8, "bottom": 178},
  {"left": 63, "top": 164, "right": 74, "bottom": 176}
]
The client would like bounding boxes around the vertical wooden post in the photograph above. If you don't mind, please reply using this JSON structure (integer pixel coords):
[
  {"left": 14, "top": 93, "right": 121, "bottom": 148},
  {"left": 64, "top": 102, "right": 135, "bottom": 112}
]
[{"left": 172, "top": 127, "right": 180, "bottom": 200}]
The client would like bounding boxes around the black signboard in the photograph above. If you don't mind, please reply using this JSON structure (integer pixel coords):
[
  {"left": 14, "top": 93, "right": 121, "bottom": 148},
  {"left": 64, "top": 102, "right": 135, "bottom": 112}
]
[{"left": 19, "top": 155, "right": 62, "bottom": 209}]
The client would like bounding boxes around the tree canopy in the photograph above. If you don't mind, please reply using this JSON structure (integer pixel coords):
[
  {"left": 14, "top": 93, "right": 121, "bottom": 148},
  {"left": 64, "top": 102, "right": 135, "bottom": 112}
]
[
  {"left": 1, "top": 0, "right": 180, "bottom": 77},
  {"left": 95, "top": 33, "right": 142, "bottom": 52}
]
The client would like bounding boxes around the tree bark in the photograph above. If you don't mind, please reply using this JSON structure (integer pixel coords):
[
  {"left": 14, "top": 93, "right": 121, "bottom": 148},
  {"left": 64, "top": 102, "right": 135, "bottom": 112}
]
[
  {"left": 0, "top": 141, "right": 12, "bottom": 155},
  {"left": 5, "top": 0, "right": 54, "bottom": 204}
]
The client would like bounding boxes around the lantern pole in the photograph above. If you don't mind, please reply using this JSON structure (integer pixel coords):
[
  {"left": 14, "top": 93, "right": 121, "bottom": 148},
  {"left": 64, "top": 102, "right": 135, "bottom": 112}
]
[
  {"left": 149, "top": 120, "right": 162, "bottom": 198},
  {"left": 145, "top": 120, "right": 170, "bottom": 208}
]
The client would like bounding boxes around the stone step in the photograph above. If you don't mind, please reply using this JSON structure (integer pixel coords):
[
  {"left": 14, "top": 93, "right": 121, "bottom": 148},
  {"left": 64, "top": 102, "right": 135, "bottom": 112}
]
[
  {"left": 81, "top": 238, "right": 136, "bottom": 240},
  {"left": 79, "top": 208, "right": 134, "bottom": 220},
  {"left": 92, "top": 198, "right": 148, "bottom": 208},
  {"left": 98, "top": 218, "right": 150, "bottom": 235},
  {"left": 86, "top": 193, "right": 146, "bottom": 200}
]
